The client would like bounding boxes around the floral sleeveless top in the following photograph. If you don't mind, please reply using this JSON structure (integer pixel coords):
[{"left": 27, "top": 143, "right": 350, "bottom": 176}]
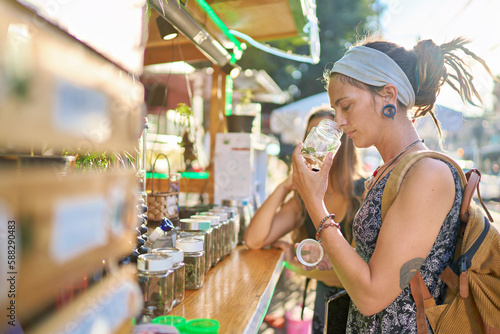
[{"left": 346, "top": 162, "right": 462, "bottom": 334}]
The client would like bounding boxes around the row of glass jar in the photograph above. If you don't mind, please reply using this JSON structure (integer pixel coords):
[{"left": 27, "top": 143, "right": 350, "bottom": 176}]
[
  {"left": 137, "top": 237, "right": 204, "bottom": 319},
  {"left": 181, "top": 206, "right": 240, "bottom": 273},
  {"left": 136, "top": 207, "right": 240, "bottom": 319}
]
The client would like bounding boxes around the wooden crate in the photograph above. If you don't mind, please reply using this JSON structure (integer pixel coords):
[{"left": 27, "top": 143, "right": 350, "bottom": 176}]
[
  {"left": 0, "top": 168, "right": 139, "bottom": 323},
  {"left": 0, "top": 1, "right": 144, "bottom": 155}
]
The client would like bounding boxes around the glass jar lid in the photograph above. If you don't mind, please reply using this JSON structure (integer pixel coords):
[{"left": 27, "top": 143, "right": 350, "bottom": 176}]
[
  {"left": 183, "top": 318, "right": 220, "bottom": 333},
  {"left": 221, "top": 199, "right": 238, "bottom": 207},
  {"left": 176, "top": 237, "right": 204, "bottom": 252},
  {"left": 191, "top": 214, "right": 220, "bottom": 225},
  {"left": 296, "top": 238, "right": 324, "bottom": 267},
  {"left": 151, "top": 247, "right": 184, "bottom": 264},
  {"left": 180, "top": 218, "right": 211, "bottom": 231},
  {"left": 207, "top": 210, "right": 229, "bottom": 221},
  {"left": 137, "top": 253, "right": 173, "bottom": 271}
]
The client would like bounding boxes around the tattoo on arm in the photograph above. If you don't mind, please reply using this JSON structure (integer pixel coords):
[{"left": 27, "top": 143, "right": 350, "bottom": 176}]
[{"left": 399, "top": 257, "right": 425, "bottom": 290}]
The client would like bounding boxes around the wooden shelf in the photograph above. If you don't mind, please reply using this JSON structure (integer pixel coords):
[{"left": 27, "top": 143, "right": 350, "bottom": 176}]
[{"left": 170, "top": 245, "right": 284, "bottom": 333}]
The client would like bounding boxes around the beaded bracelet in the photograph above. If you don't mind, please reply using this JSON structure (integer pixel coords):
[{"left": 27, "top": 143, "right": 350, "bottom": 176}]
[{"left": 316, "top": 213, "right": 339, "bottom": 243}]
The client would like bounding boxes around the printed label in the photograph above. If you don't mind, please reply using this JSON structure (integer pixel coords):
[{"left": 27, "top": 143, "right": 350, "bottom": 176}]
[
  {"left": 51, "top": 196, "right": 107, "bottom": 263},
  {"left": 54, "top": 80, "right": 111, "bottom": 143}
]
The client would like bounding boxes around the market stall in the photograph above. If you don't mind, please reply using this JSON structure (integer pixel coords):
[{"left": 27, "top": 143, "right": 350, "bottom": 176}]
[{"left": 0, "top": 0, "right": 318, "bottom": 332}]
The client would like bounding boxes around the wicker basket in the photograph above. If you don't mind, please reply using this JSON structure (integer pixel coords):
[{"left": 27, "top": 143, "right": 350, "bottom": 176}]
[{"left": 147, "top": 154, "right": 179, "bottom": 222}]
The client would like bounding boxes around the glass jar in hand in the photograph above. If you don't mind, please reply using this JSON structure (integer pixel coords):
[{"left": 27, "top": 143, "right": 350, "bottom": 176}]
[{"left": 300, "top": 119, "right": 343, "bottom": 171}]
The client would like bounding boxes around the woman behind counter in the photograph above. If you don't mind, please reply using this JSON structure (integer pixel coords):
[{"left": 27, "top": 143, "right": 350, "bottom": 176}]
[{"left": 244, "top": 106, "right": 366, "bottom": 333}]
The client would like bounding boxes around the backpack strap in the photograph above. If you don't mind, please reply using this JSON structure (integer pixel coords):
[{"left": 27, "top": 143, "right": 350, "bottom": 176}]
[
  {"left": 462, "top": 169, "right": 494, "bottom": 223},
  {"left": 381, "top": 150, "right": 466, "bottom": 222},
  {"left": 381, "top": 150, "right": 465, "bottom": 334},
  {"left": 382, "top": 150, "right": 493, "bottom": 224},
  {"left": 381, "top": 150, "right": 495, "bottom": 334}
]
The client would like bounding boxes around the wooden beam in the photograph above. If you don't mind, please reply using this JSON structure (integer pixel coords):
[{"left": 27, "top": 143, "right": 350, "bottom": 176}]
[
  {"left": 206, "top": 65, "right": 228, "bottom": 204},
  {"left": 144, "top": 43, "right": 208, "bottom": 66}
]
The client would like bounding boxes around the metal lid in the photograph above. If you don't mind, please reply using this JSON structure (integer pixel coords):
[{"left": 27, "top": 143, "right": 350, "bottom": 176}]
[
  {"left": 137, "top": 253, "right": 173, "bottom": 271},
  {"left": 221, "top": 206, "right": 238, "bottom": 217},
  {"left": 190, "top": 214, "right": 220, "bottom": 225},
  {"left": 180, "top": 218, "right": 211, "bottom": 231},
  {"left": 176, "top": 237, "right": 204, "bottom": 252},
  {"left": 220, "top": 199, "right": 239, "bottom": 207},
  {"left": 208, "top": 210, "right": 229, "bottom": 220},
  {"left": 151, "top": 247, "right": 184, "bottom": 264}
]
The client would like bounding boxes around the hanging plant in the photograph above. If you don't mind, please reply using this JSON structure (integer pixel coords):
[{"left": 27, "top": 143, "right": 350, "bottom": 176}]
[{"left": 173, "top": 102, "right": 193, "bottom": 131}]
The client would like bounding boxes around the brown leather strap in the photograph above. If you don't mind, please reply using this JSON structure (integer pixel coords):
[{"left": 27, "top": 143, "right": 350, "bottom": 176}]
[
  {"left": 460, "top": 169, "right": 479, "bottom": 222},
  {"left": 459, "top": 272, "right": 469, "bottom": 299},
  {"left": 485, "top": 325, "right": 500, "bottom": 334},
  {"left": 410, "top": 272, "right": 431, "bottom": 334},
  {"left": 461, "top": 169, "right": 494, "bottom": 223},
  {"left": 381, "top": 151, "right": 467, "bottom": 222}
]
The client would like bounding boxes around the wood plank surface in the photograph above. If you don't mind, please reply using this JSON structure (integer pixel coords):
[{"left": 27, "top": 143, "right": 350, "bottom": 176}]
[{"left": 170, "top": 245, "right": 284, "bottom": 333}]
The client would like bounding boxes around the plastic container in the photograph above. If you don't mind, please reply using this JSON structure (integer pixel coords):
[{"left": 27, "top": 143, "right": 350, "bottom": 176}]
[
  {"left": 152, "top": 315, "right": 186, "bottom": 332},
  {"left": 137, "top": 253, "right": 175, "bottom": 317},
  {"left": 133, "top": 324, "right": 179, "bottom": 334},
  {"left": 176, "top": 237, "right": 205, "bottom": 290},
  {"left": 191, "top": 214, "right": 221, "bottom": 267},
  {"left": 183, "top": 318, "right": 220, "bottom": 334},
  {"left": 300, "top": 119, "right": 343, "bottom": 171},
  {"left": 149, "top": 218, "right": 175, "bottom": 249},
  {"left": 179, "top": 218, "right": 213, "bottom": 273},
  {"left": 296, "top": 239, "right": 324, "bottom": 267},
  {"left": 285, "top": 305, "right": 313, "bottom": 334},
  {"left": 152, "top": 247, "right": 185, "bottom": 307}
]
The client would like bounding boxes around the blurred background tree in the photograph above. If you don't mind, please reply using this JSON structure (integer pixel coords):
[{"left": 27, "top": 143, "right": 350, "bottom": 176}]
[{"left": 237, "top": 0, "right": 378, "bottom": 100}]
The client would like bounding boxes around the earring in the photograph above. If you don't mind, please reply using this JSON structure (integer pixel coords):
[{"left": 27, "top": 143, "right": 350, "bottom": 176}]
[{"left": 382, "top": 104, "right": 396, "bottom": 120}]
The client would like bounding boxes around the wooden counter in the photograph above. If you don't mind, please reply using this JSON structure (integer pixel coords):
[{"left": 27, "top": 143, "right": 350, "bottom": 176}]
[{"left": 170, "top": 245, "right": 284, "bottom": 333}]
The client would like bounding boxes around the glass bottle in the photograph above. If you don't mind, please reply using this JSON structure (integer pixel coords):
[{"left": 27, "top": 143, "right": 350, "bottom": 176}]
[
  {"left": 148, "top": 218, "right": 175, "bottom": 250},
  {"left": 151, "top": 247, "right": 185, "bottom": 307},
  {"left": 300, "top": 119, "right": 343, "bottom": 171},
  {"left": 179, "top": 218, "right": 212, "bottom": 273},
  {"left": 191, "top": 214, "right": 221, "bottom": 267},
  {"left": 175, "top": 237, "right": 205, "bottom": 290},
  {"left": 137, "top": 253, "right": 174, "bottom": 317}
]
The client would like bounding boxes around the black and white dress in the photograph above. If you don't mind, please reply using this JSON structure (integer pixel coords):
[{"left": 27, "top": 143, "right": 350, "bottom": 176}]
[{"left": 346, "top": 162, "right": 462, "bottom": 334}]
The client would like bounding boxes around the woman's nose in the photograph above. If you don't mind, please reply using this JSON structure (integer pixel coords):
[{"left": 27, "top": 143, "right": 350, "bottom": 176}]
[{"left": 334, "top": 112, "right": 347, "bottom": 127}]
